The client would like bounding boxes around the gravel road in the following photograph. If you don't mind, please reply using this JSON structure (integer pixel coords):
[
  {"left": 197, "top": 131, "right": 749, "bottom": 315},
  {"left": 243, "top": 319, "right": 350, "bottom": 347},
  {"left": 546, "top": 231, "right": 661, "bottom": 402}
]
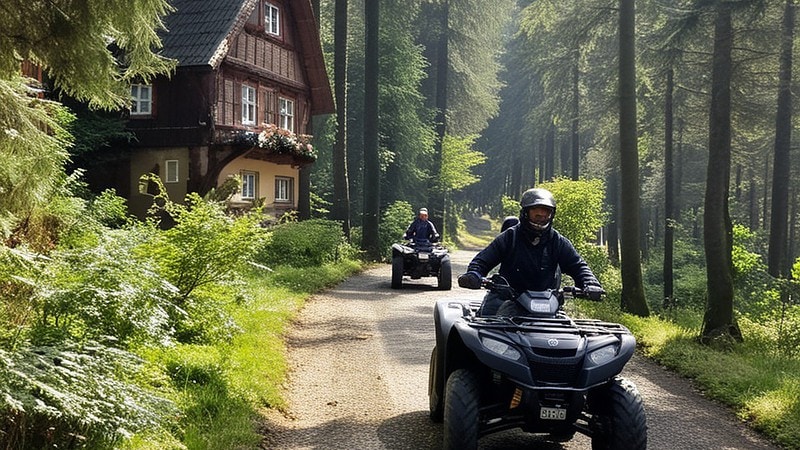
[{"left": 262, "top": 249, "right": 780, "bottom": 449}]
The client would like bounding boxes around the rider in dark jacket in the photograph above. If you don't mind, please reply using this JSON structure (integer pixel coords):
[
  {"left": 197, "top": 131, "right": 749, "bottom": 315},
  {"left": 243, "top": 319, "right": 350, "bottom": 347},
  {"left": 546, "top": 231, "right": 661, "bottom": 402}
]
[
  {"left": 459, "top": 188, "right": 602, "bottom": 315},
  {"left": 404, "top": 208, "right": 440, "bottom": 247}
]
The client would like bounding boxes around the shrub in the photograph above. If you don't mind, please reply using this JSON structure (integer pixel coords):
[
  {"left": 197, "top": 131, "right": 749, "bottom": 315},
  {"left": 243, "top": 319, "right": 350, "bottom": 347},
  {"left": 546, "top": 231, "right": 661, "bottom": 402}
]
[
  {"left": 0, "top": 342, "right": 177, "bottom": 450},
  {"left": 33, "top": 228, "right": 175, "bottom": 347},
  {"left": 377, "top": 201, "right": 415, "bottom": 260},
  {"left": 255, "top": 219, "right": 355, "bottom": 267},
  {"left": 89, "top": 189, "right": 133, "bottom": 229}
]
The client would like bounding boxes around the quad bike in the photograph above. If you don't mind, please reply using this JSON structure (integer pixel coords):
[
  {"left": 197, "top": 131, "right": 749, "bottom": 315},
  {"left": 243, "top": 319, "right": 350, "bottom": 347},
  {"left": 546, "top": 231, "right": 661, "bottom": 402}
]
[
  {"left": 428, "top": 275, "right": 647, "bottom": 449},
  {"left": 390, "top": 239, "right": 451, "bottom": 290}
]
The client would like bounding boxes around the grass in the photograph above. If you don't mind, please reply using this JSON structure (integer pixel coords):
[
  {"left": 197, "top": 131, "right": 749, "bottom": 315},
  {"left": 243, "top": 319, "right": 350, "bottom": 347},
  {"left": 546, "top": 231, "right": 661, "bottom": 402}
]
[{"left": 132, "top": 259, "right": 363, "bottom": 449}]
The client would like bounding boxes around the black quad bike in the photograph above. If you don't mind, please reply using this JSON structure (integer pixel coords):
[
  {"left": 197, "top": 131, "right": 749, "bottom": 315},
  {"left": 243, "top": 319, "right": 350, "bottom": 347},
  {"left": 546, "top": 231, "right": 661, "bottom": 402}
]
[
  {"left": 428, "top": 276, "right": 647, "bottom": 449},
  {"left": 390, "top": 240, "right": 451, "bottom": 290}
]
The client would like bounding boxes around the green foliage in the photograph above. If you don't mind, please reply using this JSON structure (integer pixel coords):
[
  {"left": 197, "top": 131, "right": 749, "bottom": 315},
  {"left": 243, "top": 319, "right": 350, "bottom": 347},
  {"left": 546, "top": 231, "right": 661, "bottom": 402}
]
[
  {"left": 438, "top": 134, "right": 487, "bottom": 192},
  {"left": 536, "top": 178, "right": 610, "bottom": 280},
  {"left": 377, "top": 201, "right": 415, "bottom": 260},
  {"left": 0, "top": 79, "right": 73, "bottom": 238},
  {"left": 500, "top": 195, "right": 518, "bottom": 218},
  {"left": 89, "top": 189, "right": 134, "bottom": 229},
  {"left": 0, "top": 342, "right": 177, "bottom": 450},
  {"left": 34, "top": 228, "right": 175, "bottom": 346},
  {"left": 144, "top": 192, "right": 262, "bottom": 303},
  {"left": 255, "top": 219, "right": 356, "bottom": 268},
  {"left": 539, "top": 178, "right": 606, "bottom": 245}
]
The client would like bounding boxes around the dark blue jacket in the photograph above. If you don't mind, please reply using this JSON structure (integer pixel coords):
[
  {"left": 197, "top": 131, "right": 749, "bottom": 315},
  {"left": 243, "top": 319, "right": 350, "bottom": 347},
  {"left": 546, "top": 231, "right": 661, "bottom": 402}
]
[
  {"left": 404, "top": 218, "right": 439, "bottom": 245},
  {"left": 467, "top": 223, "right": 600, "bottom": 292}
]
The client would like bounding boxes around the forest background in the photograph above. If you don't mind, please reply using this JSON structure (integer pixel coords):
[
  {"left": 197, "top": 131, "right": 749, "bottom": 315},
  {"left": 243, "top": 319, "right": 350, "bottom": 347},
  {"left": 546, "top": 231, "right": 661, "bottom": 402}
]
[{"left": 2, "top": 0, "right": 800, "bottom": 448}]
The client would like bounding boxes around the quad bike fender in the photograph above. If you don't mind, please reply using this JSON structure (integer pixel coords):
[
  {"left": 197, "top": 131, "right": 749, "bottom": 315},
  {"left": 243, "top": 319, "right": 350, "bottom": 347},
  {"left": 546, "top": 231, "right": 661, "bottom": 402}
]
[
  {"left": 431, "top": 299, "right": 473, "bottom": 405},
  {"left": 577, "top": 333, "right": 636, "bottom": 387},
  {"left": 452, "top": 321, "right": 537, "bottom": 385},
  {"left": 391, "top": 243, "right": 414, "bottom": 257}
]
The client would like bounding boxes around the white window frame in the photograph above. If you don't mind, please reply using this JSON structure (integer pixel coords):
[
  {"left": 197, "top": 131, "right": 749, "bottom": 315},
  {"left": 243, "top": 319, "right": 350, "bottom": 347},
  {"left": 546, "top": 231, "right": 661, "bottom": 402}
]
[
  {"left": 275, "top": 176, "right": 292, "bottom": 202},
  {"left": 278, "top": 97, "right": 294, "bottom": 132},
  {"left": 242, "top": 84, "right": 257, "bottom": 125},
  {"left": 131, "top": 84, "right": 152, "bottom": 116},
  {"left": 265, "top": 3, "right": 280, "bottom": 36},
  {"left": 241, "top": 171, "right": 258, "bottom": 200},
  {"left": 165, "top": 160, "right": 179, "bottom": 183}
]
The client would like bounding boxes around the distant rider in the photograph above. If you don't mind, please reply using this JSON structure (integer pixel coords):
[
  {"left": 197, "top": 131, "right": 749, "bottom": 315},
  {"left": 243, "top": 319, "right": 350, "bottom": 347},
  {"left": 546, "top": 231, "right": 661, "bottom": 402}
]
[
  {"left": 458, "top": 188, "right": 603, "bottom": 316},
  {"left": 403, "top": 208, "right": 440, "bottom": 248}
]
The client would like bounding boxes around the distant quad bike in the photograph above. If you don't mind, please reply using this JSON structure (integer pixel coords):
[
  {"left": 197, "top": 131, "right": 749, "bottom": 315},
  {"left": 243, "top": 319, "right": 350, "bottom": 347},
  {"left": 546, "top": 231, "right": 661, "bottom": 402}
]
[
  {"left": 428, "top": 275, "right": 647, "bottom": 449},
  {"left": 390, "top": 239, "right": 451, "bottom": 290}
]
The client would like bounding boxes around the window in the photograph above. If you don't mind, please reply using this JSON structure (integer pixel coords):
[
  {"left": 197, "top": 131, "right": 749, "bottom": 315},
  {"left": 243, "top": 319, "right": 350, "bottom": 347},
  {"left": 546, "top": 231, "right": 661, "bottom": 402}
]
[
  {"left": 242, "top": 85, "right": 256, "bottom": 125},
  {"left": 275, "top": 176, "right": 293, "bottom": 203},
  {"left": 241, "top": 171, "right": 258, "bottom": 200},
  {"left": 131, "top": 84, "right": 152, "bottom": 115},
  {"left": 279, "top": 97, "right": 294, "bottom": 132},
  {"left": 165, "top": 160, "right": 179, "bottom": 183},
  {"left": 265, "top": 3, "right": 280, "bottom": 36}
]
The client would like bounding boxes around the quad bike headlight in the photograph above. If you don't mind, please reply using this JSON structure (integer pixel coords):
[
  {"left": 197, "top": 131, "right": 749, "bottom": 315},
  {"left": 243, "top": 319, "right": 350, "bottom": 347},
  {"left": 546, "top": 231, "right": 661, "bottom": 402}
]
[
  {"left": 587, "top": 345, "right": 618, "bottom": 366},
  {"left": 481, "top": 337, "right": 522, "bottom": 361}
]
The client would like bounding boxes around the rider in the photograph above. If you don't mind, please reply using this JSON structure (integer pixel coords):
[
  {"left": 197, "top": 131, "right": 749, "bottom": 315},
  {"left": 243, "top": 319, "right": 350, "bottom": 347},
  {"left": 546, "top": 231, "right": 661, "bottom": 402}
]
[
  {"left": 458, "top": 188, "right": 603, "bottom": 316},
  {"left": 403, "top": 207, "right": 440, "bottom": 247}
]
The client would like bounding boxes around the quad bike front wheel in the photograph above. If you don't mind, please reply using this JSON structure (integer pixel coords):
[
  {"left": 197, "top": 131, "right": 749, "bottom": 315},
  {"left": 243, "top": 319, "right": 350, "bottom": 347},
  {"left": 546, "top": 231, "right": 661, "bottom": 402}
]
[
  {"left": 588, "top": 376, "right": 647, "bottom": 450},
  {"left": 428, "top": 347, "right": 443, "bottom": 422},
  {"left": 391, "top": 255, "right": 403, "bottom": 289},
  {"left": 443, "top": 369, "right": 480, "bottom": 450},
  {"left": 438, "top": 256, "right": 452, "bottom": 290}
]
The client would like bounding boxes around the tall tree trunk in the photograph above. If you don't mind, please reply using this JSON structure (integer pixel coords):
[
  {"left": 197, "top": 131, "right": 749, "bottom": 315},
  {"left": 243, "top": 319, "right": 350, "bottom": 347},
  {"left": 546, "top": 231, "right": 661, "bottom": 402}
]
[
  {"left": 618, "top": 0, "right": 649, "bottom": 316},
  {"left": 607, "top": 166, "right": 620, "bottom": 267},
  {"left": 768, "top": 0, "right": 794, "bottom": 278},
  {"left": 702, "top": 4, "right": 741, "bottom": 343},
  {"left": 538, "top": 134, "right": 545, "bottom": 184},
  {"left": 429, "top": 0, "right": 448, "bottom": 235},
  {"left": 299, "top": 0, "right": 323, "bottom": 221},
  {"left": 571, "top": 57, "right": 580, "bottom": 180},
  {"left": 749, "top": 167, "right": 759, "bottom": 230},
  {"left": 361, "top": 0, "right": 380, "bottom": 259},
  {"left": 664, "top": 67, "right": 675, "bottom": 308},
  {"left": 560, "top": 135, "right": 570, "bottom": 177},
  {"left": 675, "top": 119, "right": 684, "bottom": 222},
  {"left": 763, "top": 155, "right": 770, "bottom": 230},
  {"left": 332, "top": 0, "right": 351, "bottom": 237},
  {"left": 545, "top": 121, "right": 555, "bottom": 181}
]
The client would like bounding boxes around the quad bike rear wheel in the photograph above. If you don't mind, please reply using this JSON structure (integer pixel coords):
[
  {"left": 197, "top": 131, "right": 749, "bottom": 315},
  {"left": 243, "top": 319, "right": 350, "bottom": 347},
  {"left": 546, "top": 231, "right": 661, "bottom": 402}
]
[
  {"left": 588, "top": 376, "right": 647, "bottom": 450},
  {"left": 443, "top": 369, "right": 480, "bottom": 449},
  {"left": 391, "top": 255, "right": 404, "bottom": 289}
]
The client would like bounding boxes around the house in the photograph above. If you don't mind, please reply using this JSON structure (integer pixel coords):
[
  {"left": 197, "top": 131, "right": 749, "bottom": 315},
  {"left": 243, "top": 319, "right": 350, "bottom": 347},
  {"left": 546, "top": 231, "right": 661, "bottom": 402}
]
[{"left": 122, "top": 0, "right": 334, "bottom": 219}]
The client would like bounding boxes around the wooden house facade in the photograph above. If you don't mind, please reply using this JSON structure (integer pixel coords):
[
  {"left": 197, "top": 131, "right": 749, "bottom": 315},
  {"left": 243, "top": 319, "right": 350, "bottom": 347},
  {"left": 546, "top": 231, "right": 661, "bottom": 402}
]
[{"left": 122, "top": 0, "right": 333, "bottom": 218}]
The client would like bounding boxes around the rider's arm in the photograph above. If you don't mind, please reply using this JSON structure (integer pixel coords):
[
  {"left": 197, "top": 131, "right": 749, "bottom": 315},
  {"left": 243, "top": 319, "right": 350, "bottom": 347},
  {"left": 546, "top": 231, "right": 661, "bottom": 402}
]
[{"left": 466, "top": 231, "right": 511, "bottom": 277}]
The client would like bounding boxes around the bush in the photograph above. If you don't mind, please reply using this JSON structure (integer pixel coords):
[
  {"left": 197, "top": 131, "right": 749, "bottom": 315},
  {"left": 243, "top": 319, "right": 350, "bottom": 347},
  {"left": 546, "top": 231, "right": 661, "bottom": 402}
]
[
  {"left": 255, "top": 219, "right": 355, "bottom": 267},
  {"left": 377, "top": 201, "right": 415, "bottom": 260},
  {"left": 89, "top": 189, "right": 133, "bottom": 229},
  {"left": 0, "top": 342, "right": 177, "bottom": 450}
]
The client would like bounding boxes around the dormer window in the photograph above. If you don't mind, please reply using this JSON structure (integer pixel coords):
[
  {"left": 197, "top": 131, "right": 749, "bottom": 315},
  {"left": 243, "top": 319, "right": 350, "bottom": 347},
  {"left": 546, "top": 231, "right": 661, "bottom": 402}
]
[
  {"left": 131, "top": 84, "right": 152, "bottom": 116},
  {"left": 265, "top": 3, "right": 280, "bottom": 36}
]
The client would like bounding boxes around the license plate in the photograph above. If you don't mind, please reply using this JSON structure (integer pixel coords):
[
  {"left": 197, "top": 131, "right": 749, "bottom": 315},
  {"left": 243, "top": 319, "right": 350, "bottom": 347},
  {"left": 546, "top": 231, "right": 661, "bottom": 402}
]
[
  {"left": 540, "top": 407, "right": 567, "bottom": 420},
  {"left": 418, "top": 252, "right": 429, "bottom": 261}
]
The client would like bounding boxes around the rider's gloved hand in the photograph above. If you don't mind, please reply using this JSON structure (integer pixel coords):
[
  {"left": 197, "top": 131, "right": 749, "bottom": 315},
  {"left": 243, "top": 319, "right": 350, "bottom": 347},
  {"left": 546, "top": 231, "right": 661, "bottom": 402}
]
[
  {"left": 585, "top": 285, "right": 605, "bottom": 301},
  {"left": 458, "top": 271, "right": 483, "bottom": 289},
  {"left": 432, "top": 233, "right": 440, "bottom": 242}
]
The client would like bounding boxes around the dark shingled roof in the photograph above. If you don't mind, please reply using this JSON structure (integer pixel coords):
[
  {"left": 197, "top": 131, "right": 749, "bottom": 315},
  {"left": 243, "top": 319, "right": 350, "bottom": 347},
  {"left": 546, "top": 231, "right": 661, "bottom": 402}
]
[{"left": 160, "top": 0, "right": 254, "bottom": 67}]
